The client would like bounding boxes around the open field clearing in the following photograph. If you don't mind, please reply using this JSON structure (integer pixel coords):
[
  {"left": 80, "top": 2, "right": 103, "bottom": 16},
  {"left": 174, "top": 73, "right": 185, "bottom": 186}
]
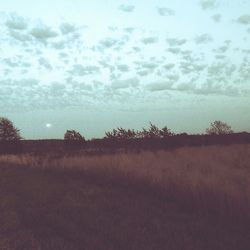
[{"left": 0, "top": 144, "right": 250, "bottom": 249}]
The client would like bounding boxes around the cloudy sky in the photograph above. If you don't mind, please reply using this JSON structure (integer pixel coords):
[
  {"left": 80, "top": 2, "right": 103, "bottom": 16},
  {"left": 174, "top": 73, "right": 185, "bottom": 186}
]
[{"left": 0, "top": 0, "right": 250, "bottom": 139}]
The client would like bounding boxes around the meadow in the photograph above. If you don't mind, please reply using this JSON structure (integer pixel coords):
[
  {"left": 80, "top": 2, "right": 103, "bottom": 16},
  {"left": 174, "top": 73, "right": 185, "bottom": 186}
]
[{"left": 0, "top": 144, "right": 250, "bottom": 249}]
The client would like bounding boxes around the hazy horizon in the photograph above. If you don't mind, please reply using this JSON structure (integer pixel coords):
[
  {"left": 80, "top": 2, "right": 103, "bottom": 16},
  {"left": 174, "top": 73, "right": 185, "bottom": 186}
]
[{"left": 1, "top": 0, "right": 250, "bottom": 139}]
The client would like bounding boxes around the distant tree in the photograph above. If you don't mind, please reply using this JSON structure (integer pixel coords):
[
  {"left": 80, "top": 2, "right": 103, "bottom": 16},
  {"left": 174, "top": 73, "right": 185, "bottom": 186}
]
[
  {"left": 160, "top": 126, "right": 174, "bottom": 137},
  {"left": 0, "top": 117, "right": 21, "bottom": 141},
  {"left": 64, "top": 130, "right": 85, "bottom": 141},
  {"left": 105, "top": 127, "right": 137, "bottom": 140},
  {"left": 206, "top": 120, "right": 234, "bottom": 135},
  {"left": 138, "top": 123, "right": 174, "bottom": 139}
]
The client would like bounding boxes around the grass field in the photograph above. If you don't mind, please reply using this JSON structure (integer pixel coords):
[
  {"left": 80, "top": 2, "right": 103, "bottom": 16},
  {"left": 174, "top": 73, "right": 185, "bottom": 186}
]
[{"left": 0, "top": 144, "right": 250, "bottom": 249}]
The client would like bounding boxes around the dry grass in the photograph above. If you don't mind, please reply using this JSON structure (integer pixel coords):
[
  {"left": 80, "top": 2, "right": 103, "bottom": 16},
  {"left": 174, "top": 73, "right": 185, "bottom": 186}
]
[
  {"left": 1, "top": 144, "right": 250, "bottom": 223},
  {"left": 1, "top": 144, "right": 250, "bottom": 249}
]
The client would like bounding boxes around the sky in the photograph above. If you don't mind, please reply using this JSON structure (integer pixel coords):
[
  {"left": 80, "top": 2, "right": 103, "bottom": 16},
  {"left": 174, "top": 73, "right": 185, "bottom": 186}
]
[{"left": 0, "top": 0, "right": 250, "bottom": 139}]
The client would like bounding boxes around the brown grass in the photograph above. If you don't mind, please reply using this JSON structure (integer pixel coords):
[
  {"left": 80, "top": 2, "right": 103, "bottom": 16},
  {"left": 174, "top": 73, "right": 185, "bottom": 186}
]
[
  {"left": 1, "top": 144, "right": 250, "bottom": 221},
  {"left": 1, "top": 144, "right": 250, "bottom": 249}
]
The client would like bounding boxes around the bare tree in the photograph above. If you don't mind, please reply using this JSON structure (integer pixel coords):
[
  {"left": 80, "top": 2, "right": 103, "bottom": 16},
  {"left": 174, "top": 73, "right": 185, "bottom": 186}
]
[
  {"left": 0, "top": 117, "right": 21, "bottom": 141},
  {"left": 206, "top": 120, "right": 234, "bottom": 135}
]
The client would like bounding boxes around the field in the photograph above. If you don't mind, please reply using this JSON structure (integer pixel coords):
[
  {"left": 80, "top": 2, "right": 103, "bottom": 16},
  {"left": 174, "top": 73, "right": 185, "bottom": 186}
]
[{"left": 0, "top": 144, "right": 250, "bottom": 250}]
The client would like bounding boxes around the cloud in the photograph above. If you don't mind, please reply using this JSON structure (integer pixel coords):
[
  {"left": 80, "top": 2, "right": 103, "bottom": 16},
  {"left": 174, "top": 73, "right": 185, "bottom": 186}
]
[
  {"left": 30, "top": 23, "right": 58, "bottom": 41},
  {"left": 124, "top": 27, "right": 135, "bottom": 33},
  {"left": 237, "top": 15, "right": 250, "bottom": 25},
  {"left": 39, "top": 57, "right": 53, "bottom": 70},
  {"left": 212, "top": 14, "right": 221, "bottom": 23},
  {"left": 3, "top": 58, "right": 19, "bottom": 67},
  {"left": 70, "top": 64, "right": 100, "bottom": 76},
  {"left": 49, "top": 82, "right": 66, "bottom": 96},
  {"left": 117, "top": 64, "right": 129, "bottom": 72},
  {"left": 9, "top": 30, "right": 32, "bottom": 42},
  {"left": 168, "top": 48, "right": 181, "bottom": 54},
  {"left": 167, "top": 73, "right": 179, "bottom": 81},
  {"left": 5, "top": 13, "right": 28, "bottom": 30},
  {"left": 140, "top": 62, "right": 158, "bottom": 70},
  {"left": 175, "top": 82, "right": 196, "bottom": 92},
  {"left": 195, "top": 33, "right": 213, "bottom": 44},
  {"left": 157, "top": 8, "right": 175, "bottom": 16},
  {"left": 199, "top": 0, "right": 217, "bottom": 10},
  {"left": 194, "top": 80, "right": 239, "bottom": 96},
  {"left": 214, "top": 45, "right": 229, "bottom": 53},
  {"left": 147, "top": 81, "right": 174, "bottom": 92},
  {"left": 141, "top": 37, "right": 158, "bottom": 45},
  {"left": 99, "top": 37, "right": 118, "bottom": 48},
  {"left": 180, "top": 61, "right": 207, "bottom": 74},
  {"left": 137, "top": 70, "right": 151, "bottom": 76},
  {"left": 163, "top": 63, "right": 175, "bottom": 70},
  {"left": 111, "top": 77, "right": 139, "bottom": 90},
  {"left": 166, "top": 38, "right": 187, "bottom": 46},
  {"left": 118, "top": 4, "right": 135, "bottom": 13},
  {"left": 13, "top": 78, "right": 39, "bottom": 88},
  {"left": 175, "top": 79, "right": 239, "bottom": 97},
  {"left": 60, "top": 22, "right": 76, "bottom": 35}
]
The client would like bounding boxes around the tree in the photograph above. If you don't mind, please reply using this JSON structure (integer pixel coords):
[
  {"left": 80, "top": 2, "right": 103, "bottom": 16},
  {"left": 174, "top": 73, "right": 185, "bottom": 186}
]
[
  {"left": 0, "top": 117, "right": 21, "bottom": 141},
  {"left": 160, "top": 126, "right": 174, "bottom": 137},
  {"left": 64, "top": 130, "right": 85, "bottom": 141},
  {"left": 105, "top": 127, "right": 137, "bottom": 140},
  {"left": 206, "top": 120, "right": 234, "bottom": 135}
]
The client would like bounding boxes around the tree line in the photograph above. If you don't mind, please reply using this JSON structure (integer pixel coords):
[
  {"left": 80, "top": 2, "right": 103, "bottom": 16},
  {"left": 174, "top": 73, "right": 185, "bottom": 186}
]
[{"left": 0, "top": 117, "right": 235, "bottom": 142}]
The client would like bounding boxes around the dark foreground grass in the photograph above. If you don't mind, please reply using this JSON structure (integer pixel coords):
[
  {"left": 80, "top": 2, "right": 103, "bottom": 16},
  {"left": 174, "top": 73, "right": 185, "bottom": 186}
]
[{"left": 1, "top": 163, "right": 250, "bottom": 250}]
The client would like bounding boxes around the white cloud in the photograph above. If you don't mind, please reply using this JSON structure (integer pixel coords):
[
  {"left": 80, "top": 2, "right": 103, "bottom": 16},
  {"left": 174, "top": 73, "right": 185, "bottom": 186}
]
[
  {"left": 139, "top": 62, "right": 158, "bottom": 70},
  {"left": 137, "top": 70, "right": 151, "bottom": 76},
  {"left": 118, "top": 4, "right": 135, "bottom": 13},
  {"left": 163, "top": 63, "right": 175, "bottom": 70},
  {"left": 49, "top": 82, "right": 66, "bottom": 96},
  {"left": 117, "top": 64, "right": 129, "bottom": 72},
  {"left": 60, "top": 22, "right": 76, "bottom": 35},
  {"left": 166, "top": 38, "right": 187, "bottom": 46},
  {"left": 141, "top": 37, "right": 158, "bottom": 45},
  {"left": 157, "top": 8, "right": 175, "bottom": 16},
  {"left": 194, "top": 80, "right": 239, "bottom": 96},
  {"left": 39, "top": 57, "right": 53, "bottom": 70},
  {"left": 168, "top": 48, "right": 181, "bottom": 54},
  {"left": 111, "top": 77, "right": 139, "bottom": 89},
  {"left": 147, "top": 81, "right": 174, "bottom": 91},
  {"left": 70, "top": 64, "right": 100, "bottom": 76},
  {"left": 237, "top": 15, "right": 250, "bottom": 25},
  {"left": 124, "top": 27, "right": 135, "bottom": 33},
  {"left": 5, "top": 13, "right": 28, "bottom": 30},
  {"left": 195, "top": 33, "right": 213, "bottom": 44},
  {"left": 30, "top": 23, "right": 58, "bottom": 41},
  {"left": 212, "top": 14, "right": 221, "bottom": 23},
  {"left": 9, "top": 30, "right": 32, "bottom": 42},
  {"left": 99, "top": 38, "right": 118, "bottom": 48},
  {"left": 199, "top": 0, "right": 217, "bottom": 10}
]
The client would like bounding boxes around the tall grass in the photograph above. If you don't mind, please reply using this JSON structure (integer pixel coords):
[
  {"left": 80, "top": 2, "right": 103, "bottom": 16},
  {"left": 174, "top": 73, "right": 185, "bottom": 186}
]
[{"left": 1, "top": 144, "right": 250, "bottom": 224}]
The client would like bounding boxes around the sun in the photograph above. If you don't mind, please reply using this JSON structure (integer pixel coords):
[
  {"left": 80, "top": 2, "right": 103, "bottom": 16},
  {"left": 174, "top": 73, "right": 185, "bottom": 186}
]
[{"left": 46, "top": 123, "right": 52, "bottom": 128}]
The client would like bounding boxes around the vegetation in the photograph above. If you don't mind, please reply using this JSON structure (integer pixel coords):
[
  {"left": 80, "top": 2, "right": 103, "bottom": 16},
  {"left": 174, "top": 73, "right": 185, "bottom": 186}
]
[
  {"left": 105, "top": 122, "right": 174, "bottom": 140},
  {"left": 206, "top": 120, "right": 234, "bottom": 135},
  {"left": 0, "top": 117, "right": 21, "bottom": 141},
  {"left": 64, "top": 130, "right": 85, "bottom": 141},
  {"left": 0, "top": 145, "right": 250, "bottom": 249}
]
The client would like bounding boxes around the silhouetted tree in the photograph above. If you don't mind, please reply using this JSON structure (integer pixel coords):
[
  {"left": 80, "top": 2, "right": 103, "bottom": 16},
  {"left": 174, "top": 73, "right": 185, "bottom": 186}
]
[
  {"left": 64, "top": 130, "right": 85, "bottom": 141},
  {"left": 206, "top": 120, "right": 234, "bottom": 135},
  {"left": 0, "top": 117, "right": 21, "bottom": 141},
  {"left": 160, "top": 126, "right": 174, "bottom": 137},
  {"left": 105, "top": 123, "right": 174, "bottom": 140},
  {"left": 138, "top": 123, "right": 174, "bottom": 139},
  {"left": 105, "top": 127, "right": 137, "bottom": 140}
]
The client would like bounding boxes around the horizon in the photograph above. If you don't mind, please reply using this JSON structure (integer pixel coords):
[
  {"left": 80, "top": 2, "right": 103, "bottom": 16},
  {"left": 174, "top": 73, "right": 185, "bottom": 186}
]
[{"left": 1, "top": 0, "right": 250, "bottom": 139}]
